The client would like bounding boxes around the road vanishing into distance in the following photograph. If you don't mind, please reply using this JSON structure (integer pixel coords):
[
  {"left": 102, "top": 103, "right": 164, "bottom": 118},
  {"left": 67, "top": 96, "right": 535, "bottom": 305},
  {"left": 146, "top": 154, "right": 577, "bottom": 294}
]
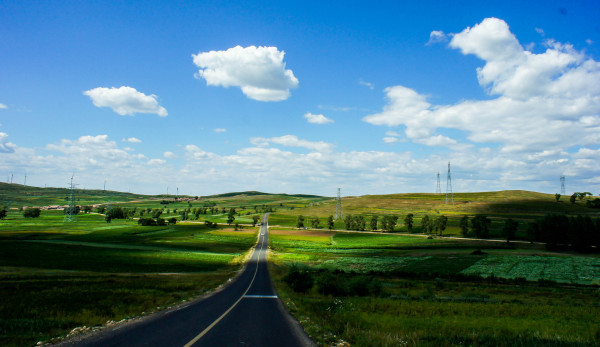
[{"left": 63, "top": 214, "right": 314, "bottom": 347}]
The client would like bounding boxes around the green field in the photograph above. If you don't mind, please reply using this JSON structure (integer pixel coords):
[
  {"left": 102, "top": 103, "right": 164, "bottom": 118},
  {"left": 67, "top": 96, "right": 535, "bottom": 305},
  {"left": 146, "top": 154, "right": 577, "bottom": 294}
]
[
  {"left": 269, "top": 229, "right": 600, "bottom": 346},
  {"left": 0, "top": 209, "right": 257, "bottom": 346},
  {"left": 2, "top": 186, "right": 600, "bottom": 346}
]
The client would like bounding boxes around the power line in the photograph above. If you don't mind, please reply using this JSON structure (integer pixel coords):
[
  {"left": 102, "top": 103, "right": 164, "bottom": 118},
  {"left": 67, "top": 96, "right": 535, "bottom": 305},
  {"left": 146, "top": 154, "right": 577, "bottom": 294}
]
[
  {"left": 445, "top": 162, "right": 454, "bottom": 205},
  {"left": 334, "top": 188, "right": 343, "bottom": 220},
  {"left": 64, "top": 174, "right": 77, "bottom": 222}
]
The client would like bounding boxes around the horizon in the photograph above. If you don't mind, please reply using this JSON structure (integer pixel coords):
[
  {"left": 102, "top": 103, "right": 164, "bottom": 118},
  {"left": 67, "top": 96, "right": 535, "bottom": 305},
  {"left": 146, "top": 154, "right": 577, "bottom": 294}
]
[{"left": 1, "top": 1, "right": 599, "bottom": 197}]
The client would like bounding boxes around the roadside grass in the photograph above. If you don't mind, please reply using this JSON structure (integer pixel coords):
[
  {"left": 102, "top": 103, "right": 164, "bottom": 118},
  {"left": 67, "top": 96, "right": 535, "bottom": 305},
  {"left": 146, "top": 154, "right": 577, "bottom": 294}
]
[
  {"left": 0, "top": 214, "right": 258, "bottom": 346},
  {"left": 0, "top": 270, "right": 234, "bottom": 347},
  {"left": 269, "top": 229, "right": 600, "bottom": 346}
]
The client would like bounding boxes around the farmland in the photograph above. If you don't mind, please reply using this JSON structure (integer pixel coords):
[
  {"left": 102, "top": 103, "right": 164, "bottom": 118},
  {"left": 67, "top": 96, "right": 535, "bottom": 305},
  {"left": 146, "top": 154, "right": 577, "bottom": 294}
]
[
  {"left": 1, "top": 185, "right": 600, "bottom": 346},
  {"left": 268, "top": 229, "right": 600, "bottom": 346}
]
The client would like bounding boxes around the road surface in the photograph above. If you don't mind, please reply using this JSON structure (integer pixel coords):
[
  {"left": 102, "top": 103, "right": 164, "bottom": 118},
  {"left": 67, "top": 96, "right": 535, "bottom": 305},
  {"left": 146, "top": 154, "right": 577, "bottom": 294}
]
[{"left": 63, "top": 214, "right": 314, "bottom": 347}]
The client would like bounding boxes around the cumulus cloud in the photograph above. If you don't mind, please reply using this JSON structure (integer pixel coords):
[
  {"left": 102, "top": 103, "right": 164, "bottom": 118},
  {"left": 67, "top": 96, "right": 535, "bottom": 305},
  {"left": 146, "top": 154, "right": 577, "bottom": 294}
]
[
  {"left": 383, "top": 137, "right": 399, "bottom": 143},
  {"left": 192, "top": 45, "right": 299, "bottom": 102},
  {"left": 0, "top": 103, "right": 7, "bottom": 109},
  {"left": 123, "top": 137, "right": 142, "bottom": 143},
  {"left": 250, "top": 135, "right": 334, "bottom": 152},
  {"left": 164, "top": 151, "right": 177, "bottom": 159},
  {"left": 426, "top": 30, "right": 448, "bottom": 45},
  {"left": 304, "top": 112, "right": 333, "bottom": 124},
  {"left": 0, "top": 132, "right": 16, "bottom": 153},
  {"left": 83, "top": 86, "right": 168, "bottom": 116},
  {"left": 364, "top": 17, "right": 600, "bottom": 155}
]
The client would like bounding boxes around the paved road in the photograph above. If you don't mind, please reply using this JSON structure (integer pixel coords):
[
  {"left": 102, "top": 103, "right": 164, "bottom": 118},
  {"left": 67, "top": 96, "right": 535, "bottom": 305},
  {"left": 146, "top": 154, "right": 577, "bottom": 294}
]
[{"left": 63, "top": 214, "right": 314, "bottom": 347}]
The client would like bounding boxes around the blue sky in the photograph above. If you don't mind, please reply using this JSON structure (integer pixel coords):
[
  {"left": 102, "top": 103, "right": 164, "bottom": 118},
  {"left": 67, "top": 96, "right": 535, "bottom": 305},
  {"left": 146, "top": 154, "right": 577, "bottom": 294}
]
[{"left": 1, "top": 0, "right": 599, "bottom": 196}]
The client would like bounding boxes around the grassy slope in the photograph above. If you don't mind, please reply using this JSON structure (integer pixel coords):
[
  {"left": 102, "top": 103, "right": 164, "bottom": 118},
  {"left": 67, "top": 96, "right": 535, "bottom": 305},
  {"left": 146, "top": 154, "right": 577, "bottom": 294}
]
[
  {"left": 0, "top": 209, "right": 258, "bottom": 346},
  {"left": 269, "top": 229, "right": 600, "bottom": 346}
]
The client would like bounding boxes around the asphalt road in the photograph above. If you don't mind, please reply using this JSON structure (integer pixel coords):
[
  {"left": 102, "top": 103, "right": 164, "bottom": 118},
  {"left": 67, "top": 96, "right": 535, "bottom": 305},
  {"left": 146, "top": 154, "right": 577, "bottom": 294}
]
[{"left": 63, "top": 214, "right": 314, "bottom": 347}]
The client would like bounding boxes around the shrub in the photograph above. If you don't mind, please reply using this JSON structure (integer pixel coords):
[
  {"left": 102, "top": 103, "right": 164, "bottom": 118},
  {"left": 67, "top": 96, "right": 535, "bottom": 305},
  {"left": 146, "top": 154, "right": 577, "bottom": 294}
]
[
  {"left": 316, "top": 271, "right": 347, "bottom": 296},
  {"left": 23, "top": 207, "right": 41, "bottom": 218},
  {"left": 138, "top": 217, "right": 157, "bottom": 226},
  {"left": 283, "top": 264, "right": 314, "bottom": 293}
]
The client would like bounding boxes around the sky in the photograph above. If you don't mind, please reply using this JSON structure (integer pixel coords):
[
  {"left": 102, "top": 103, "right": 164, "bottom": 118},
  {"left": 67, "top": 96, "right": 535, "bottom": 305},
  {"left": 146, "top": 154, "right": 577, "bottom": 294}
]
[{"left": 1, "top": 0, "right": 599, "bottom": 197}]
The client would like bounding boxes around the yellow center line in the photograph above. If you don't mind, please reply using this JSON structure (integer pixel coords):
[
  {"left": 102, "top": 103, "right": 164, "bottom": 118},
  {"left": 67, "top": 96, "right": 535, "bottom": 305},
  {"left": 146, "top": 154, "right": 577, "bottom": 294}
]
[{"left": 183, "top": 224, "right": 267, "bottom": 347}]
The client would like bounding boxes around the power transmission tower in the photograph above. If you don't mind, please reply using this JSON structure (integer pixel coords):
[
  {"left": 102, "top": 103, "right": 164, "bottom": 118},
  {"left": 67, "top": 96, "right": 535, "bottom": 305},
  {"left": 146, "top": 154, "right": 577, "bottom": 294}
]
[
  {"left": 334, "top": 188, "right": 343, "bottom": 220},
  {"left": 445, "top": 162, "right": 454, "bottom": 205},
  {"left": 24, "top": 175, "right": 27, "bottom": 186},
  {"left": 436, "top": 172, "right": 441, "bottom": 194},
  {"left": 64, "top": 174, "right": 77, "bottom": 222},
  {"left": 560, "top": 176, "right": 566, "bottom": 195}
]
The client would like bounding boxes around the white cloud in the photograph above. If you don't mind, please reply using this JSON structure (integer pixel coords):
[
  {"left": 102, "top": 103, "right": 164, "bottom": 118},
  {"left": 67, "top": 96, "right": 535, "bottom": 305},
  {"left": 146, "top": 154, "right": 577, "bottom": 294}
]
[
  {"left": 385, "top": 131, "right": 401, "bottom": 137},
  {"left": 214, "top": 128, "right": 227, "bottom": 133},
  {"left": 0, "top": 132, "right": 16, "bottom": 153},
  {"left": 0, "top": 103, "right": 7, "bottom": 109},
  {"left": 147, "top": 159, "right": 166, "bottom": 165},
  {"left": 122, "top": 137, "right": 142, "bottom": 143},
  {"left": 383, "top": 137, "right": 399, "bottom": 143},
  {"left": 304, "top": 112, "right": 333, "bottom": 124},
  {"left": 250, "top": 135, "right": 334, "bottom": 153},
  {"left": 83, "top": 86, "right": 168, "bottom": 116},
  {"left": 587, "top": 39, "right": 594, "bottom": 45},
  {"left": 192, "top": 45, "right": 299, "bottom": 102},
  {"left": 164, "top": 151, "right": 177, "bottom": 159},
  {"left": 426, "top": 30, "right": 448, "bottom": 45},
  {"left": 364, "top": 17, "right": 600, "bottom": 156},
  {"left": 535, "top": 27, "right": 545, "bottom": 36},
  {"left": 359, "top": 79, "right": 375, "bottom": 90}
]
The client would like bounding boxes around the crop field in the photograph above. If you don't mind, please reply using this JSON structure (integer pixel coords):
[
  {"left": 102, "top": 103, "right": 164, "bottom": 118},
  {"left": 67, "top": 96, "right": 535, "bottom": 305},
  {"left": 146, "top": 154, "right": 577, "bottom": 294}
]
[
  {"left": 0, "top": 209, "right": 257, "bottom": 346},
  {"left": 269, "top": 228, "right": 600, "bottom": 346}
]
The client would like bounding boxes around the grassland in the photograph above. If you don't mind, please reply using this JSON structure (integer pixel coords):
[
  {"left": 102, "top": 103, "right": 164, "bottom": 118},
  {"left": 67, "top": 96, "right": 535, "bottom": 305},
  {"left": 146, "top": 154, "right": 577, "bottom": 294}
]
[
  {"left": 269, "top": 190, "right": 600, "bottom": 240},
  {"left": 0, "top": 209, "right": 258, "bottom": 346},
  {"left": 269, "top": 229, "right": 600, "bottom": 346},
  {"left": 2, "top": 186, "right": 600, "bottom": 346}
]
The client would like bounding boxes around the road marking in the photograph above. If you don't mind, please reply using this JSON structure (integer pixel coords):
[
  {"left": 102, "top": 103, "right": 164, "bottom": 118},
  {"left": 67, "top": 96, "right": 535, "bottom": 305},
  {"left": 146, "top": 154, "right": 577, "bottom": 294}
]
[
  {"left": 244, "top": 295, "right": 278, "bottom": 299},
  {"left": 183, "top": 225, "right": 267, "bottom": 347}
]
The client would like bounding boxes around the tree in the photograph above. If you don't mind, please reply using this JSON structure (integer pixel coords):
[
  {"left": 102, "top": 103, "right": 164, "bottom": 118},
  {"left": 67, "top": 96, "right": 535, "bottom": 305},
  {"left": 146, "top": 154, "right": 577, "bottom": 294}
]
[
  {"left": 421, "top": 215, "right": 431, "bottom": 233},
  {"left": 526, "top": 221, "right": 540, "bottom": 243},
  {"left": 227, "top": 208, "right": 236, "bottom": 225},
  {"left": 459, "top": 216, "right": 469, "bottom": 237},
  {"left": 502, "top": 218, "right": 519, "bottom": 243},
  {"left": 570, "top": 193, "right": 577, "bottom": 204},
  {"left": 554, "top": 193, "right": 561, "bottom": 202},
  {"left": 471, "top": 215, "right": 491, "bottom": 239},
  {"left": 404, "top": 213, "right": 414, "bottom": 233},
  {"left": 23, "top": 207, "right": 41, "bottom": 218},
  {"left": 252, "top": 215, "right": 260, "bottom": 226},
  {"left": 310, "top": 216, "right": 320, "bottom": 229},
  {"left": 0, "top": 205, "right": 6, "bottom": 220},
  {"left": 344, "top": 214, "right": 354, "bottom": 230},
  {"left": 382, "top": 215, "right": 398, "bottom": 232},
  {"left": 327, "top": 215, "right": 334, "bottom": 230},
  {"left": 296, "top": 215, "right": 305, "bottom": 229},
  {"left": 435, "top": 215, "right": 448, "bottom": 236},
  {"left": 370, "top": 215, "right": 379, "bottom": 231}
]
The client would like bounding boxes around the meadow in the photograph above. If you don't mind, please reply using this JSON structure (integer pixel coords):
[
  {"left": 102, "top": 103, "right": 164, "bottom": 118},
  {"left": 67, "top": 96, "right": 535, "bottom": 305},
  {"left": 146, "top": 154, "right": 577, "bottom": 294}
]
[
  {"left": 0, "top": 209, "right": 257, "bottom": 346},
  {"left": 268, "top": 229, "right": 600, "bottom": 346},
  {"left": 2, "top": 186, "right": 600, "bottom": 346}
]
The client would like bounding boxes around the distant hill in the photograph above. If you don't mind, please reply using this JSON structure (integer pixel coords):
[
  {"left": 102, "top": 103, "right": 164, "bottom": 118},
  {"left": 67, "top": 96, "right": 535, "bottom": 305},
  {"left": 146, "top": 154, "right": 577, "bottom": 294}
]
[
  {"left": 204, "top": 191, "right": 325, "bottom": 199},
  {"left": 0, "top": 182, "right": 155, "bottom": 207},
  {"left": 0, "top": 183, "right": 326, "bottom": 207}
]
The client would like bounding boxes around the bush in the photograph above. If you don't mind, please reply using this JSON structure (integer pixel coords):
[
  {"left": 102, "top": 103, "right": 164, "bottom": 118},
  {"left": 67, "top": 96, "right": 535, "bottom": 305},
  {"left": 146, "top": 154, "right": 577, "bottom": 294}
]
[
  {"left": 316, "top": 271, "right": 347, "bottom": 296},
  {"left": 137, "top": 217, "right": 157, "bottom": 226},
  {"left": 283, "top": 264, "right": 314, "bottom": 293},
  {"left": 23, "top": 207, "right": 41, "bottom": 218}
]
